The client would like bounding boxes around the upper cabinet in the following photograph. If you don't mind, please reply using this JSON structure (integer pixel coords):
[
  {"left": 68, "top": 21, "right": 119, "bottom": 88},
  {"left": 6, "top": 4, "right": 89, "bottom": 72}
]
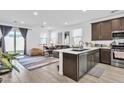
[
  {"left": 92, "top": 23, "right": 101, "bottom": 40},
  {"left": 92, "top": 17, "right": 124, "bottom": 41},
  {"left": 92, "top": 20, "right": 112, "bottom": 40},
  {"left": 100, "top": 20, "right": 112, "bottom": 40},
  {"left": 111, "top": 18, "right": 121, "bottom": 31},
  {"left": 120, "top": 17, "right": 124, "bottom": 30}
]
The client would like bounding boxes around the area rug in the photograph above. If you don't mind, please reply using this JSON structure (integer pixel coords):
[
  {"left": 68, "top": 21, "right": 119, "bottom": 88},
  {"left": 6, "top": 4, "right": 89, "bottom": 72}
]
[
  {"left": 88, "top": 67, "right": 105, "bottom": 78},
  {"left": 17, "top": 56, "right": 59, "bottom": 70}
]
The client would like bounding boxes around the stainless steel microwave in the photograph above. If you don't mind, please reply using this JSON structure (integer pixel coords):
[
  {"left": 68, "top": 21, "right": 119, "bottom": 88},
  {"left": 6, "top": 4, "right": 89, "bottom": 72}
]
[{"left": 112, "top": 31, "right": 124, "bottom": 39}]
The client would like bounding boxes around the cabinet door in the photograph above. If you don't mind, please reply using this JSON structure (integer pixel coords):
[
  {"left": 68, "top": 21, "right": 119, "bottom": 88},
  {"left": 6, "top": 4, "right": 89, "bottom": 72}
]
[
  {"left": 91, "top": 50, "right": 99, "bottom": 68},
  {"left": 100, "top": 20, "right": 112, "bottom": 40},
  {"left": 120, "top": 17, "right": 124, "bottom": 30},
  {"left": 87, "top": 53, "right": 92, "bottom": 71},
  {"left": 92, "top": 23, "right": 101, "bottom": 40},
  {"left": 87, "top": 52, "right": 94, "bottom": 70},
  {"left": 112, "top": 18, "right": 121, "bottom": 31},
  {"left": 100, "top": 49, "right": 111, "bottom": 65},
  {"left": 90, "top": 54, "right": 95, "bottom": 68},
  {"left": 63, "top": 53, "right": 78, "bottom": 81},
  {"left": 87, "top": 50, "right": 99, "bottom": 71},
  {"left": 94, "top": 50, "right": 100, "bottom": 64}
]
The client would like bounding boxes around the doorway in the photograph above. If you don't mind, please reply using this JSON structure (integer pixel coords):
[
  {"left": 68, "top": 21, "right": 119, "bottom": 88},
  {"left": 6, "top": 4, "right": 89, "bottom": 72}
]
[{"left": 5, "top": 28, "right": 24, "bottom": 54}]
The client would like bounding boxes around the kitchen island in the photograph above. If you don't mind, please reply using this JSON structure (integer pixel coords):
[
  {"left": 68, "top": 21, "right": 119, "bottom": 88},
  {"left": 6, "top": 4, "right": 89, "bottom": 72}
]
[{"left": 54, "top": 47, "right": 99, "bottom": 81}]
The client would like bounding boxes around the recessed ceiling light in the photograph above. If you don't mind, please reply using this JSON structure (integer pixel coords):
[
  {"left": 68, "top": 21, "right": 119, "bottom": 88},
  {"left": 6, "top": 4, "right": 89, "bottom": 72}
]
[
  {"left": 82, "top": 10, "right": 87, "bottom": 12},
  {"left": 33, "top": 11, "right": 38, "bottom": 16},
  {"left": 20, "top": 21, "right": 24, "bottom": 24},
  {"left": 64, "top": 22, "right": 68, "bottom": 25},
  {"left": 43, "top": 22, "right": 47, "bottom": 25}
]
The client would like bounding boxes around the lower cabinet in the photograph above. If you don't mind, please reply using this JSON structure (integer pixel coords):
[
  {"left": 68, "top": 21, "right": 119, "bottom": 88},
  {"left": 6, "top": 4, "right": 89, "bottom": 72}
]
[
  {"left": 63, "top": 49, "right": 111, "bottom": 81},
  {"left": 100, "top": 49, "right": 111, "bottom": 65},
  {"left": 63, "top": 53, "right": 78, "bottom": 81},
  {"left": 63, "top": 49, "right": 99, "bottom": 81},
  {"left": 87, "top": 49, "right": 99, "bottom": 71}
]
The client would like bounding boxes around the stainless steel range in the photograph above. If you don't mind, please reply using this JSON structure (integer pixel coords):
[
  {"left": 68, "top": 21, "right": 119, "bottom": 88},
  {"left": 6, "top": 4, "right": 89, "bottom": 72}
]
[{"left": 111, "top": 31, "right": 124, "bottom": 68}]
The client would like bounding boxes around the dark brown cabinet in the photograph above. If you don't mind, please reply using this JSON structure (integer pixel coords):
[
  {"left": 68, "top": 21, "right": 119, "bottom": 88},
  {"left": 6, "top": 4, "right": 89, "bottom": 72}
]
[
  {"left": 120, "top": 17, "right": 124, "bottom": 30},
  {"left": 92, "top": 20, "right": 112, "bottom": 40},
  {"left": 100, "top": 49, "right": 111, "bottom": 65},
  {"left": 112, "top": 18, "right": 121, "bottom": 31},
  {"left": 92, "top": 23, "right": 101, "bottom": 40},
  {"left": 100, "top": 20, "right": 112, "bottom": 40},
  {"left": 63, "top": 49, "right": 99, "bottom": 81},
  {"left": 63, "top": 53, "right": 78, "bottom": 81},
  {"left": 87, "top": 49, "right": 99, "bottom": 71},
  {"left": 92, "top": 17, "right": 124, "bottom": 40},
  {"left": 87, "top": 53, "right": 95, "bottom": 71},
  {"left": 63, "top": 53, "right": 88, "bottom": 81}
]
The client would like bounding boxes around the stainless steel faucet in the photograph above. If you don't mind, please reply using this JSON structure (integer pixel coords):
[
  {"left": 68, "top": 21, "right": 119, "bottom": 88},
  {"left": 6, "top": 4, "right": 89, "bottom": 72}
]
[{"left": 79, "top": 41, "right": 84, "bottom": 49}]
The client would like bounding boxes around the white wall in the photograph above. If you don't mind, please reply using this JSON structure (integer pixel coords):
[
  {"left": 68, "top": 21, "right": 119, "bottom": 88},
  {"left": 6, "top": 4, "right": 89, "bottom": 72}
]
[{"left": 27, "top": 27, "right": 49, "bottom": 53}]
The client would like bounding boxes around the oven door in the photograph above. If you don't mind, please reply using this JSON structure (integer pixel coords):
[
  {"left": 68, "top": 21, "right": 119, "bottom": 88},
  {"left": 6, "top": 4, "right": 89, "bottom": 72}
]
[
  {"left": 111, "top": 49, "right": 124, "bottom": 65},
  {"left": 113, "top": 49, "right": 124, "bottom": 60}
]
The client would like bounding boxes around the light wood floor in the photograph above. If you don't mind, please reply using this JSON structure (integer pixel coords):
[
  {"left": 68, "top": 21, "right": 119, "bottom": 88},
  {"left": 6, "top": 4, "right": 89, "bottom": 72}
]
[{"left": 1, "top": 60, "right": 124, "bottom": 83}]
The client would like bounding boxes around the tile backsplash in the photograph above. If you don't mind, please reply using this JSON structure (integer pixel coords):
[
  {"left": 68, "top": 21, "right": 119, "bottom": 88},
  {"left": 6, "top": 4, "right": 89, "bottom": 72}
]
[{"left": 91, "top": 40, "right": 112, "bottom": 47}]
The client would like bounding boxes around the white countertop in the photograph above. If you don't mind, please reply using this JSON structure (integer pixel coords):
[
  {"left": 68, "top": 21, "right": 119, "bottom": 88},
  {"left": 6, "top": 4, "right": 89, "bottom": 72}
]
[
  {"left": 99, "top": 47, "right": 111, "bottom": 49},
  {"left": 55, "top": 46, "right": 111, "bottom": 75},
  {"left": 54, "top": 47, "right": 99, "bottom": 55}
]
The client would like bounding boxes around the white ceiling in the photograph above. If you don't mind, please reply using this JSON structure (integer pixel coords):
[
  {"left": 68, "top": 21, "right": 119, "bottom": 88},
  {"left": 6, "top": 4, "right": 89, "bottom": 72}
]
[{"left": 0, "top": 10, "right": 124, "bottom": 29}]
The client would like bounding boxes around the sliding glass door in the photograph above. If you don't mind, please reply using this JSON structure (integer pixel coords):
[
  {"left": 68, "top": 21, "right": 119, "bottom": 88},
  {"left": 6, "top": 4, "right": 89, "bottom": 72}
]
[
  {"left": 5, "top": 30, "right": 14, "bottom": 53},
  {"left": 16, "top": 31, "right": 24, "bottom": 54},
  {"left": 5, "top": 28, "right": 24, "bottom": 54}
]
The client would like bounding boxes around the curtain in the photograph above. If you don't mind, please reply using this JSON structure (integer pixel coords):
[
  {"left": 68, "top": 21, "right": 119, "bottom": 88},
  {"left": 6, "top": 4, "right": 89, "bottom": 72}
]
[
  {"left": 19, "top": 28, "right": 28, "bottom": 55},
  {"left": 0, "top": 25, "right": 12, "bottom": 52},
  {"left": 0, "top": 38, "right": 2, "bottom": 48}
]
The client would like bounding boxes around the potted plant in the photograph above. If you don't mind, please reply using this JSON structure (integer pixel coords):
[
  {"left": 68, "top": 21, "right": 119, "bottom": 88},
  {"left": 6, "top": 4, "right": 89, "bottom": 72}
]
[{"left": 0, "top": 50, "right": 20, "bottom": 74}]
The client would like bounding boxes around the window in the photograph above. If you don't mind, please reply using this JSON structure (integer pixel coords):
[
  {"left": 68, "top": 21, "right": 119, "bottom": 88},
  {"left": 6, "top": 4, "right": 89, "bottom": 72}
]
[
  {"left": 50, "top": 32, "right": 58, "bottom": 44},
  {"left": 58, "top": 32, "right": 62, "bottom": 44},
  {"left": 5, "top": 31, "right": 14, "bottom": 52},
  {"left": 5, "top": 28, "right": 24, "bottom": 54},
  {"left": 72, "top": 28, "right": 82, "bottom": 45},
  {"left": 40, "top": 32, "right": 48, "bottom": 44},
  {"left": 64, "top": 31, "right": 70, "bottom": 44},
  {"left": 16, "top": 31, "right": 24, "bottom": 54}
]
